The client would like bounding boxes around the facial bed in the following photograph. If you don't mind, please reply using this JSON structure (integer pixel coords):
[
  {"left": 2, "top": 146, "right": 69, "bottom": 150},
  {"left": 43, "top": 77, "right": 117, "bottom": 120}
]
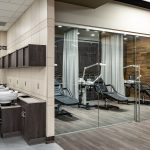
[
  {"left": 55, "top": 81, "right": 79, "bottom": 116},
  {"left": 95, "top": 78, "right": 128, "bottom": 110}
]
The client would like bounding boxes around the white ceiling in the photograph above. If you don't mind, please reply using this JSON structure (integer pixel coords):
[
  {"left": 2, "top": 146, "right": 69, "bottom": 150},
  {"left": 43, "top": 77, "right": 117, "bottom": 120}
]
[{"left": 0, "top": 0, "right": 34, "bottom": 31}]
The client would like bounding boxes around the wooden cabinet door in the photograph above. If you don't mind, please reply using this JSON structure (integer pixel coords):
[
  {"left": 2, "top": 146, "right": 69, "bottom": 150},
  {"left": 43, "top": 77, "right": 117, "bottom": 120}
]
[
  {"left": 0, "top": 58, "right": 3, "bottom": 68},
  {"left": 1, "top": 107, "right": 21, "bottom": 135},
  {"left": 18, "top": 49, "right": 24, "bottom": 67},
  {"left": 4, "top": 55, "right": 9, "bottom": 68},
  {"left": 10, "top": 52, "right": 17, "bottom": 68},
  {"left": 24, "top": 47, "right": 29, "bottom": 67}
]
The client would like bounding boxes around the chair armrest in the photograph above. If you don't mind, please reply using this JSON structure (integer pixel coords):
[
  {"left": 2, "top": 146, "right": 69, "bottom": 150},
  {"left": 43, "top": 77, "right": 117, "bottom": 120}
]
[{"left": 62, "top": 88, "right": 73, "bottom": 97}]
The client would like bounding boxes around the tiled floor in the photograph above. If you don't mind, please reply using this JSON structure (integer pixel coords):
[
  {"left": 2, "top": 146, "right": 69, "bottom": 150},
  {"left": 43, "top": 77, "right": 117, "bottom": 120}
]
[{"left": 0, "top": 136, "right": 63, "bottom": 150}]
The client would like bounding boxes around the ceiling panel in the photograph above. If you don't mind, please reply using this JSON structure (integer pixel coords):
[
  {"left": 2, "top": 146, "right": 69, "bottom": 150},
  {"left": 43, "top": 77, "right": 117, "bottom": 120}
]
[
  {"left": 55, "top": 0, "right": 113, "bottom": 8},
  {"left": 0, "top": 0, "right": 34, "bottom": 31}
]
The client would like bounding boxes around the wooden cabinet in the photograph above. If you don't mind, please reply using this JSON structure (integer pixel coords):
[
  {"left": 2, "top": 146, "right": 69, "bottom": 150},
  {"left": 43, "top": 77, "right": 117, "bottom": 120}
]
[
  {"left": 9, "top": 51, "right": 18, "bottom": 68},
  {"left": 17, "top": 49, "right": 24, "bottom": 67},
  {"left": 0, "top": 44, "right": 46, "bottom": 69},
  {"left": 3, "top": 55, "right": 9, "bottom": 68},
  {"left": 18, "top": 44, "right": 46, "bottom": 67},
  {"left": 27, "top": 44, "right": 46, "bottom": 67},
  {"left": 0, "top": 105, "right": 21, "bottom": 137},
  {"left": 19, "top": 97, "right": 46, "bottom": 145},
  {"left": 0, "top": 57, "right": 4, "bottom": 69}
]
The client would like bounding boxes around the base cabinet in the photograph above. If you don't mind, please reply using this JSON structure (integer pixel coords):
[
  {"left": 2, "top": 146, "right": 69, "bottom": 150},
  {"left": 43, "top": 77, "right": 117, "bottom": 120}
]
[
  {"left": 19, "top": 99, "right": 46, "bottom": 145},
  {"left": 0, "top": 106, "right": 21, "bottom": 137}
]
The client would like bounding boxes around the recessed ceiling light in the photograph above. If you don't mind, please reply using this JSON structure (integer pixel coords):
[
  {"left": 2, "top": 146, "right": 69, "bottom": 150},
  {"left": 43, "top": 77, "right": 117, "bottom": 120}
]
[
  {"left": 86, "top": 29, "right": 90, "bottom": 32},
  {"left": 58, "top": 25, "right": 62, "bottom": 28},
  {"left": 91, "top": 34, "right": 95, "bottom": 37},
  {"left": 77, "top": 32, "right": 80, "bottom": 35},
  {"left": 142, "top": 0, "right": 150, "bottom": 2},
  {"left": 124, "top": 37, "right": 128, "bottom": 41}
]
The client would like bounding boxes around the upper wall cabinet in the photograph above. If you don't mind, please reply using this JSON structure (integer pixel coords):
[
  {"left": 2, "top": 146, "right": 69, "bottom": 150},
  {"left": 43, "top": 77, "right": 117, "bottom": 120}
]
[
  {"left": 0, "top": 57, "right": 3, "bottom": 69},
  {"left": 24, "top": 44, "right": 46, "bottom": 67},
  {"left": 17, "top": 48, "right": 24, "bottom": 68},
  {"left": 3, "top": 55, "right": 9, "bottom": 68},
  {"left": 0, "top": 44, "right": 46, "bottom": 69},
  {"left": 18, "top": 44, "right": 46, "bottom": 68},
  {"left": 9, "top": 51, "right": 18, "bottom": 68}
]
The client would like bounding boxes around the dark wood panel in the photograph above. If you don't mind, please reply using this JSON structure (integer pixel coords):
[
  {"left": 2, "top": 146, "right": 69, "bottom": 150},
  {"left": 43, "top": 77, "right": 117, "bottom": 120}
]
[
  {"left": 3, "top": 55, "right": 9, "bottom": 68},
  {"left": 0, "top": 57, "right": 4, "bottom": 69},
  {"left": 28, "top": 44, "right": 46, "bottom": 66},
  {"left": 19, "top": 99, "right": 46, "bottom": 145},
  {"left": 9, "top": 52, "right": 18, "bottom": 68},
  {"left": 18, "top": 49, "right": 24, "bottom": 67},
  {"left": 0, "top": 106, "right": 21, "bottom": 137},
  {"left": 24, "top": 47, "right": 29, "bottom": 67},
  {"left": 0, "top": 44, "right": 46, "bottom": 69}
]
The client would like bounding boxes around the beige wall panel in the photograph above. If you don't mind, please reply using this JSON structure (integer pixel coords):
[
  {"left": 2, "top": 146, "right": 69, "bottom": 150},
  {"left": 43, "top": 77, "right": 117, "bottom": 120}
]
[
  {"left": 7, "top": 0, "right": 48, "bottom": 99},
  {"left": 55, "top": 2, "right": 150, "bottom": 35}
]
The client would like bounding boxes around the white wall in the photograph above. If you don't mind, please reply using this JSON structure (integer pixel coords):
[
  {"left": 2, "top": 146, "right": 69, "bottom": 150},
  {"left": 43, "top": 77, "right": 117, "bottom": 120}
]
[
  {"left": 7, "top": 0, "right": 48, "bottom": 100},
  {"left": 0, "top": 31, "right": 7, "bottom": 84},
  {"left": 55, "top": 1, "right": 150, "bottom": 35},
  {"left": 6, "top": 0, "right": 55, "bottom": 138},
  {"left": 0, "top": 31, "right": 7, "bottom": 57}
]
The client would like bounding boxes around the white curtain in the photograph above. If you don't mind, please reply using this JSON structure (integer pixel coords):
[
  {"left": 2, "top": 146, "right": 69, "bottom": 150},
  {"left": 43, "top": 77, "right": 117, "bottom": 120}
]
[
  {"left": 63, "top": 29, "right": 79, "bottom": 99},
  {"left": 101, "top": 34, "right": 125, "bottom": 95}
]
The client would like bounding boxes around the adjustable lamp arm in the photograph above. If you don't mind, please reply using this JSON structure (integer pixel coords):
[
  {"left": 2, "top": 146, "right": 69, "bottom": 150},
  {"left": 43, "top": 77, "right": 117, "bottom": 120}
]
[{"left": 82, "top": 63, "right": 106, "bottom": 80}]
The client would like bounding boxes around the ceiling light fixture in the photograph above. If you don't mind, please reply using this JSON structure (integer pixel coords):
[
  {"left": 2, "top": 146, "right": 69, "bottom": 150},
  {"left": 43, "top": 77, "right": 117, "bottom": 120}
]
[
  {"left": 77, "top": 32, "right": 80, "bottom": 35},
  {"left": 142, "top": 0, "right": 150, "bottom": 2},
  {"left": 124, "top": 37, "right": 128, "bottom": 41},
  {"left": 58, "top": 25, "right": 62, "bottom": 28},
  {"left": 86, "top": 29, "right": 90, "bottom": 32},
  {"left": 91, "top": 34, "right": 95, "bottom": 37}
]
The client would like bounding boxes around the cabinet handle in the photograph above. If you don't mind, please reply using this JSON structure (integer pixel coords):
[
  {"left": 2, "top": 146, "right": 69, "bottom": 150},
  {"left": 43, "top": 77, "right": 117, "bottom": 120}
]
[{"left": 21, "top": 111, "right": 26, "bottom": 118}]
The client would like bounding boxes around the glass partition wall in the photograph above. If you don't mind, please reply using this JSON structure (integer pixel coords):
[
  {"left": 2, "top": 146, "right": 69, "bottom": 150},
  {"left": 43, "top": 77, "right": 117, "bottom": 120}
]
[
  {"left": 55, "top": 26, "right": 100, "bottom": 134},
  {"left": 55, "top": 24, "right": 150, "bottom": 135},
  {"left": 135, "top": 36, "right": 150, "bottom": 121},
  {"left": 98, "top": 33, "right": 136, "bottom": 126}
]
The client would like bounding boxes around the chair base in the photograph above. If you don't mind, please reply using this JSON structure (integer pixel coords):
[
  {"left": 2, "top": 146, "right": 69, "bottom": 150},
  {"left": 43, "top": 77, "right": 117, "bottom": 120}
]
[
  {"left": 55, "top": 108, "right": 72, "bottom": 117},
  {"left": 140, "top": 99, "right": 150, "bottom": 105},
  {"left": 78, "top": 103, "right": 98, "bottom": 110},
  {"left": 98, "top": 104, "right": 119, "bottom": 110}
]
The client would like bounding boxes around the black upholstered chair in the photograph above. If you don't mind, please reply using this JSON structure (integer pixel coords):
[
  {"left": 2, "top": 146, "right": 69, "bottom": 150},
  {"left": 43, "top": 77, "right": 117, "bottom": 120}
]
[{"left": 95, "top": 78, "right": 128, "bottom": 110}]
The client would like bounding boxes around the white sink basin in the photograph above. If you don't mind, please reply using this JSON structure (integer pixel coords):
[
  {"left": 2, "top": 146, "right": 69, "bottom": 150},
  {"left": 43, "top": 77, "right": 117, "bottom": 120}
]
[{"left": 0, "top": 91, "right": 18, "bottom": 104}]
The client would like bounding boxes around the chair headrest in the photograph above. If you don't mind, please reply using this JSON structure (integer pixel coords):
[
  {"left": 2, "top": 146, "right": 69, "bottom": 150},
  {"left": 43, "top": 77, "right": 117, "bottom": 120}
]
[{"left": 94, "top": 78, "right": 108, "bottom": 93}]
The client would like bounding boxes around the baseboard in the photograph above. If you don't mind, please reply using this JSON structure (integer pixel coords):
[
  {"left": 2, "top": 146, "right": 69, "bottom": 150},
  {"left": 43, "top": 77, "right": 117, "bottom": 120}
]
[
  {"left": 46, "top": 136, "right": 55, "bottom": 144},
  {"left": 1, "top": 131, "right": 21, "bottom": 138},
  {"left": 25, "top": 137, "right": 46, "bottom": 145}
]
